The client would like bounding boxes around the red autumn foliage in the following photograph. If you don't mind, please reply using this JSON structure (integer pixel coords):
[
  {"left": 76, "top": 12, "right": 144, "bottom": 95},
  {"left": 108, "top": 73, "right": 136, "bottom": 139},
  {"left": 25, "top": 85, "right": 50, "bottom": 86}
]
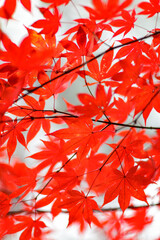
[{"left": 0, "top": 0, "right": 160, "bottom": 239}]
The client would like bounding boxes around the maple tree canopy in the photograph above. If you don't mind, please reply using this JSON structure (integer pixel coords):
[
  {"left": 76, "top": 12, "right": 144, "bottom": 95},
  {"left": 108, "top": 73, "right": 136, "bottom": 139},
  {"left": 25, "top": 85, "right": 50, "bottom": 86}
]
[{"left": 0, "top": 0, "right": 160, "bottom": 239}]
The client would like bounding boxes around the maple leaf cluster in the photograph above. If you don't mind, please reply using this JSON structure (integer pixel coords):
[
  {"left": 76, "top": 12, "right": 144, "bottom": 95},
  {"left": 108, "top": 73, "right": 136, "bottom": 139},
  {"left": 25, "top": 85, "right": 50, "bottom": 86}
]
[{"left": 0, "top": 0, "right": 160, "bottom": 239}]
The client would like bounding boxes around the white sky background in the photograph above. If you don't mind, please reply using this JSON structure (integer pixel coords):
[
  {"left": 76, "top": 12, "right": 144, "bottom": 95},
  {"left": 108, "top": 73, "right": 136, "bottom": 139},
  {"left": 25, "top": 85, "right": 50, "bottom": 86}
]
[{"left": 1, "top": 0, "right": 160, "bottom": 239}]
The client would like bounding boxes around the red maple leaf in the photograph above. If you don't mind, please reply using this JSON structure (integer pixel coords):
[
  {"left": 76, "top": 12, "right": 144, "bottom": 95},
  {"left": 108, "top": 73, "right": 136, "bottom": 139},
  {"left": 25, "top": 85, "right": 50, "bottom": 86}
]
[
  {"left": 36, "top": 66, "right": 70, "bottom": 99},
  {"left": 0, "top": 0, "right": 16, "bottom": 19},
  {"left": 103, "top": 166, "right": 148, "bottom": 211},
  {"left": 138, "top": 0, "right": 160, "bottom": 18},
  {"left": 50, "top": 117, "right": 114, "bottom": 159},
  {"left": 108, "top": 129, "right": 151, "bottom": 170},
  {"left": 0, "top": 117, "right": 26, "bottom": 160},
  {"left": 20, "top": 0, "right": 31, "bottom": 11},
  {"left": 102, "top": 212, "right": 123, "bottom": 240},
  {"left": 10, "top": 163, "right": 37, "bottom": 202},
  {"left": 29, "top": 137, "right": 67, "bottom": 175},
  {"left": 0, "top": 31, "right": 54, "bottom": 76},
  {"left": 132, "top": 84, "right": 160, "bottom": 123},
  {"left": 124, "top": 208, "right": 153, "bottom": 232},
  {"left": 84, "top": 0, "right": 133, "bottom": 20},
  {"left": 82, "top": 50, "right": 114, "bottom": 84},
  {"left": 8, "top": 216, "right": 46, "bottom": 240},
  {"left": 110, "top": 9, "right": 136, "bottom": 36},
  {"left": 0, "top": 162, "right": 18, "bottom": 194},
  {"left": 108, "top": 97, "right": 133, "bottom": 123},
  {"left": 0, "top": 77, "right": 25, "bottom": 117},
  {"left": 60, "top": 35, "right": 96, "bottom": 65},
  {"left": 9, "top": 95, "right": 52, "bottom": 143},
  {"left": 0, "top": 216, "right": 14, "bottom": 239},
  {"left": 0, "top": 192, "right": 11, "bottom": 217},
  {"left": 65, "top": 84, "right": 113, "bottom": 120},
  {"left": 60, "top": 190, "right": 99, "bottom": 225},
  {"left": 32, "top": 7, "right": 61, "bottom": 36},
  {"left": 115, "top": 38, "right": 150, "bottom": 62}
]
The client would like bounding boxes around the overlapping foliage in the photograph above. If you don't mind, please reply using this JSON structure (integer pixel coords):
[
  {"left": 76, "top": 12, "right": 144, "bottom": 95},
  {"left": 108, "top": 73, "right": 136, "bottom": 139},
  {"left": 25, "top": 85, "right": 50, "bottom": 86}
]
[{"left": 0, "top": 0, "right": 160, "bottom": 239}]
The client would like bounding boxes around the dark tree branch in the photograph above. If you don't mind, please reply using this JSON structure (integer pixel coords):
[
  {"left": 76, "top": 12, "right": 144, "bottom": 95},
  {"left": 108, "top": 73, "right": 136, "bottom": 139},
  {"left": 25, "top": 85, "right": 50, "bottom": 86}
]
[{"left": 7, "top": 201, "right": 160, "bottom": 215}]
